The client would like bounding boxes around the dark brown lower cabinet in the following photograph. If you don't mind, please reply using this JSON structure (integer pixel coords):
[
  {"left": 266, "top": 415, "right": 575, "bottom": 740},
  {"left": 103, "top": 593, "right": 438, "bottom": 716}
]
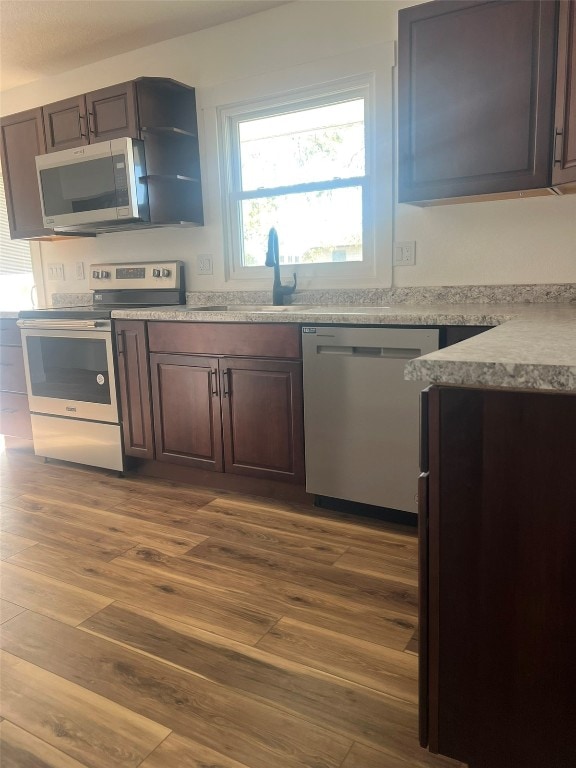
[
  {"left": 116, "top": 321, "right": 305, "bottom": 485},
  {"left": 115, "top": 321, "right": 154, "bottom": 459},
  {"left": 150, "top": 353, "right": 223, "bottom": 472},
  {"left": 149, "top": 353, "right": 304, "bottom": 484},
  {"left": 0, "top": 319, "right": 32, "bottom": 440},
  {"left": 420, "top": 386, "right": 576, "bottom": 768},
  {"left": 221, "top": 357, "right": 304, "bottom": 484}
]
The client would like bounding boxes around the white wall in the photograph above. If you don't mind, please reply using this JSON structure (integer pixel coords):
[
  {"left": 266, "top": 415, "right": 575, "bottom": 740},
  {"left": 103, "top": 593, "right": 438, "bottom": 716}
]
[{"left": 2, "top": 0, "right": 575, "bottom": 301}]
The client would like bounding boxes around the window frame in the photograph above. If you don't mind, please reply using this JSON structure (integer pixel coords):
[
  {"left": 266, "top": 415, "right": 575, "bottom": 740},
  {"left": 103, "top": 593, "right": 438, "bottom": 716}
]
[
  {"left": 225, "top": 85, "right": 368, "bottom": 274},
  {"left": 206, "top": 43, "right": 395, "bottom": 288}
]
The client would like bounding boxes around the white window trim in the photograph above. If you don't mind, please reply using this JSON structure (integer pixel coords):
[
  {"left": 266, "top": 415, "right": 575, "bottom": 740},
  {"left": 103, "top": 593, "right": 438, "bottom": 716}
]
[
  {"left": 202, "top": 43, "right": 395, "bottom": 289},
  {"left": 221, "top": 79, "right": 371, "bottom": 281}
]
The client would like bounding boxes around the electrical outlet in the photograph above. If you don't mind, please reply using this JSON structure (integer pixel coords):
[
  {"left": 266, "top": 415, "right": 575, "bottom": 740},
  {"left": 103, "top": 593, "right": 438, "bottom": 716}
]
[
  {"left": 48, "top": 263, "right": 65, "bottom": 281},
  {"left": 75, "top": 262, "right": 85, "bottom": 280},
  {"left": 393, "top": 241, "right": 416, "bottom": 267},
  {"left": 197, "top": 254, "right": 213, "bottom": 275}
]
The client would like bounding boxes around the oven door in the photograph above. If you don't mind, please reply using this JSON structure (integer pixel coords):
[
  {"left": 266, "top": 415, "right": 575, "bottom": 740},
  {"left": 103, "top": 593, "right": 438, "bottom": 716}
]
[{"left": 19, "top": 322, "right": 119, "bottom": 423}]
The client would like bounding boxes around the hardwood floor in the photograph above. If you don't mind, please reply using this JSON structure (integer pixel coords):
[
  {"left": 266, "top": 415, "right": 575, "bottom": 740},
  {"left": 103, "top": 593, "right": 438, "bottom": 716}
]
[{"left": 0, "top": 440, "right": 464, "bottom": 768}]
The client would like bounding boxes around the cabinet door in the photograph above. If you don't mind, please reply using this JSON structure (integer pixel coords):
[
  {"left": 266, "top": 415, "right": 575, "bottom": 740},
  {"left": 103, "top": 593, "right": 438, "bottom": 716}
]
[
  {"left": 220, "top": 358, "right": 304, "bottom": 484},
  {"left": 0, "top": 345, "right": 27, "bottom": 394},
  {"left": 398, "top": 0, "right": 557, "bottom": 202},
  {"left": 0, "top": 108, "right": 52, "bottom": 239},
  {"left": 552, "top": 0, "right": 576, "bottom": 185},
  {"left": 43, "top": 96, "right": 89, "bottom": 152},
  {"left": 85, "top": 82, "right": 139, "bottom": 143},
  {"left": 115, "top": 321, "right": 154, "bottom": 459},
  {"left": 150, "top": 353, "right": 223, "bottom": 471},
  {"left": 0, "top": 392, "right": 32, "bottom": 440}
]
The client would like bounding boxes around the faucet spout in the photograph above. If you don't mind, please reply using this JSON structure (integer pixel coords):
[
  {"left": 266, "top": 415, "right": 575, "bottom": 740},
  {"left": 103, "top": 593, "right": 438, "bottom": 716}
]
[{"left": 265, "top": 228, "right": 297, "bottom": 305}]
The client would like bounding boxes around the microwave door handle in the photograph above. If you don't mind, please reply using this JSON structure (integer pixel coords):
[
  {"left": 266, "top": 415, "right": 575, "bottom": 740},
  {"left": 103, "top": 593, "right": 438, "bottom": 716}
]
[{"left": 17, "top": 319, "right": 104, "bottom": 330}]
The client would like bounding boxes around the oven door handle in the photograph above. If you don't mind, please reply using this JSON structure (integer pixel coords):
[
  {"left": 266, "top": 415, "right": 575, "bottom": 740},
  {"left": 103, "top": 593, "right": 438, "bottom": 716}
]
[{"left": 17, "top": 319, "right": 106, "bottom": 330}]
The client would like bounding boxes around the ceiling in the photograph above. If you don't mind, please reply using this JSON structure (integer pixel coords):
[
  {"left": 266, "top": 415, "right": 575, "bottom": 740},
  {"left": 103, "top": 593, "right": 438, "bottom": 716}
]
[{"left": 0, "top": 0, "right": 291, "bottom": 92}]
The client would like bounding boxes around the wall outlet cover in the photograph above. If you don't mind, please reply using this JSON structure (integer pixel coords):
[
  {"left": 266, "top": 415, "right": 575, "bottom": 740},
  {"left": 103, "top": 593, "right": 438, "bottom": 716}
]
[
  {"left": 393, "top": 241, "right": 416, "bottom": 267},
  {"left": 48, "top": 263, "right": 65, "bottom": 281},
  {"left": 197, "top": 254, "right": 213, "bottom": 275}
]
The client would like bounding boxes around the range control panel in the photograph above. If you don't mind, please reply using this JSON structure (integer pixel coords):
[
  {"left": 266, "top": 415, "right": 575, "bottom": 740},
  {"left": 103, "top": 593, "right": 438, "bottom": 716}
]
[{"left": 88, "top": 261, "right": 183, "bottom": 291}]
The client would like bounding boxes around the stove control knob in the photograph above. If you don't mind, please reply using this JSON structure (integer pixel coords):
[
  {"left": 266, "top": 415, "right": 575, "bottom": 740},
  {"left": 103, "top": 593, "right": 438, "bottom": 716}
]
[
  {"left": 92, "top": 270, "right": 101, "bottom": 279},
  {"left": 100, "top": 270, "right": 110, "bottom": 279},
  {"left": 161, "top": 268, "right": 171, "bottom": 278},
  {"left": 152, "top": 268, "right": 161, "bottom": 278}
]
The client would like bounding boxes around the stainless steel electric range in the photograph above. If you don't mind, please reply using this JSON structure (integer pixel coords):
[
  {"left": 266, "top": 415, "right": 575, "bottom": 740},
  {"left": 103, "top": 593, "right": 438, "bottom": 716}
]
[{"left": 17, "top": 260, "right": 186, "bottom": 471}]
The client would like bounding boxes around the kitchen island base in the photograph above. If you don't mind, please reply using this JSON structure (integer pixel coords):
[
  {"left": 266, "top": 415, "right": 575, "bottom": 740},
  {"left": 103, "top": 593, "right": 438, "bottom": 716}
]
[{"left": 420, "top": 385, "right": 576, "bottom": 768}]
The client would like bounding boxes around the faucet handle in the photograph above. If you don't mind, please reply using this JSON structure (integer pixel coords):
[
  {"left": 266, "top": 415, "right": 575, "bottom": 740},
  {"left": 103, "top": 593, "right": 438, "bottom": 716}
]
[{"left": 281, "top": 272, "right": 297, "bottom": 298}]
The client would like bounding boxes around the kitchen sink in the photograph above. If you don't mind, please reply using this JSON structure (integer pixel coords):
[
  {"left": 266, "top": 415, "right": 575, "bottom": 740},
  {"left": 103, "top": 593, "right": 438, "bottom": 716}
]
[
  {"left": 205, "top": 305, "right": 391, "bottom": 313},
  {"left": 214, "top": 305, "right": 316, "bottom": 312}
]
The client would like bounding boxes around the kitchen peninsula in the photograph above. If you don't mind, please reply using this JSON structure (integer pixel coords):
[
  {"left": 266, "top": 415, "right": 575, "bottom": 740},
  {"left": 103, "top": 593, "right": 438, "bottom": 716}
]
[{"left": 111, "top": 298, "right": 576, "bottom": 768}]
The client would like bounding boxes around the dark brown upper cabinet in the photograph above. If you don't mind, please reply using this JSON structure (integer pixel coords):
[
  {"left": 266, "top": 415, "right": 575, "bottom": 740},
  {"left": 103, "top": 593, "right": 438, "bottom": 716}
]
[
  {"left": 553, "top": 0, "right": 576, "bottom": 185},
  {"left": 43, "top": 82, "right": 139, "bottom": 152},
  {"left": 398, "top": 0, "right": 576, "bottom": 204},
  {"left": 1, "top": 77, "right": 203, "bottom": 238},
  {"left": 0, "top": 108, "right": 53, "bottom": 239}
]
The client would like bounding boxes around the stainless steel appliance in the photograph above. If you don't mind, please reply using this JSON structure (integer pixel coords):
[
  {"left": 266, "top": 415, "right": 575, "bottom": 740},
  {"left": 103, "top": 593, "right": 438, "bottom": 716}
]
[
  {"left": 302, "top": 326, "right": 439, "bottom": 514},
  {"left": 18, "top": 260, "right": 185, "bottom": 471},
  {"left": 35, "top": 137, "right": 149, "bottom": 233}
]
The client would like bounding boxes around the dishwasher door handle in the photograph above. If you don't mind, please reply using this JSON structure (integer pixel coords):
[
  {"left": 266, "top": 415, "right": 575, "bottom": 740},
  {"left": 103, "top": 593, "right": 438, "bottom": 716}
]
[{"left": 316, "top": 345, "right": 421, "bottom": 359}]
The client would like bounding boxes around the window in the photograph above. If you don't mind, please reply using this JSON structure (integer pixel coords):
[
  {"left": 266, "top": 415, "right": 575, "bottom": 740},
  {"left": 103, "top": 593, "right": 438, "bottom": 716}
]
[
  {"left": 230, "top": 91, "right": 366, "bottom": 268},
  {"left": 0, "top": 175, "right": 35, "bottom": 310},
  {"left": 211, "top": 45, "right": 395, "bottom": 286}
]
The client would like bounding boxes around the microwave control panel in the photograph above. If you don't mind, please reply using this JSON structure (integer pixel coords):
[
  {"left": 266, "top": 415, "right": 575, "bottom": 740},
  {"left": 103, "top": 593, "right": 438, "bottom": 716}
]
[{"left": 89, "top": 261, "right": 184, "bottom": 290}]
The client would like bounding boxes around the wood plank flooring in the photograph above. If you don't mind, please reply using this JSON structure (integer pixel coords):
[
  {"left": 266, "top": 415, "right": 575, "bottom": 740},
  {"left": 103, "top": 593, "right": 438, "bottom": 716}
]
[{"left": 0, "top": 441, "right": 465, "bottom": 768}]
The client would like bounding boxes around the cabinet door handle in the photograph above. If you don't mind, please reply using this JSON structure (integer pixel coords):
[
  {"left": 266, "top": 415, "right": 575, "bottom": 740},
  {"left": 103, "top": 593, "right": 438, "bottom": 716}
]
[
  {"left": 116, "top": 333, "right": 124, "bottom": 355},
  {"left": 221, "top": 368, "right": 230, "bottom": 398},
  {"left": 88, "top": 111, "right": 95, "bottom": 135},
  {"left": 554, "top": 128, "right": 563, "bottom": 166},
  {"left": 79, "top": 113, "right": 87, "bottom": 139},
  {"left": 210, "top": 368, "right": 219, "bottom": 397},
  {"left": 0, "top": 408, "right": 17, "bottom": 414}
]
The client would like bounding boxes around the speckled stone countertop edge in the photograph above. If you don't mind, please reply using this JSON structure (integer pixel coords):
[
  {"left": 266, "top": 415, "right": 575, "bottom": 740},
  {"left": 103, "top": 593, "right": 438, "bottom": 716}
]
[
  {"left": 109, "top": 306, "right": 517, "bottom": 326},
  {"left": 405, "top": 359, "right": 576, "bottom": 393},
  {"left": 113, "top": 303, "right": 576, "bottom": 393}
]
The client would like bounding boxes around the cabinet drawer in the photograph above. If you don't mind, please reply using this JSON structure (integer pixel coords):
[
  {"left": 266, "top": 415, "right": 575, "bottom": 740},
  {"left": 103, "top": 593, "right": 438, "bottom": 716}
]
[
  {"left": 0, "top": 392, "right": 32, "bottom": 439},
  {"left": 0, "top": 345, "right": 27, "bottom": 393},
  {"left": 0, "top": 321, "right": 22, "bottom": 347},
  {"left": 148, "top": 322, "right": 301, "bottom": 359}
]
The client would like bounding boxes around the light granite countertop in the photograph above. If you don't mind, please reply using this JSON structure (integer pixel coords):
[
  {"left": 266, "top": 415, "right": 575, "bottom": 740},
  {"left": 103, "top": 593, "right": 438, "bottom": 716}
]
[{"left": 111, "top": 302, "right": 576, "bottom": 394}]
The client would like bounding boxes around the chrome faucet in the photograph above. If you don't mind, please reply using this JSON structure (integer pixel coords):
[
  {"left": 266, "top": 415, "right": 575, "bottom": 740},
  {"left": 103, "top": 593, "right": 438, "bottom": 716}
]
[{"left": 265, "top": 228, "right": 296, "bottom": 306}]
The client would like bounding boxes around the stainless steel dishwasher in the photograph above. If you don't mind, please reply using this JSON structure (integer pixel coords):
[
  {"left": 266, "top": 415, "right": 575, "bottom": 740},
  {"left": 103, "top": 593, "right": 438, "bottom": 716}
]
[{"left": 302, "top": 326, "right": 439, "bottom": 513}]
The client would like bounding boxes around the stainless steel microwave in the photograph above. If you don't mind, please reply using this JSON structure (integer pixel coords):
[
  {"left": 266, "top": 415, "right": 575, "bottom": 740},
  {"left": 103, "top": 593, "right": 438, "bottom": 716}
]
[{"left": 35, "top": 137, "right": 150, "bottom": 233}]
